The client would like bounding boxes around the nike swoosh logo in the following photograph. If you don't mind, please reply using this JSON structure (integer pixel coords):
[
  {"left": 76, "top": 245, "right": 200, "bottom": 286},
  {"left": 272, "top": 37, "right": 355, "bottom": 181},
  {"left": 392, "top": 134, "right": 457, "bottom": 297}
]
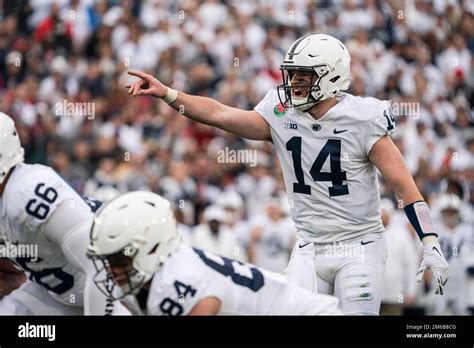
[
  {"left": 299, "top": 242, "right": 310, "bottom": 248},
  {"left": 433, "top": 246, "right": 443, "bottom": 257},
  {"left": 361, "top": 240, "right": 375, "bottom": 246},
  {"left": 333, "top": 129, "right": 348, "bottom": 134}
]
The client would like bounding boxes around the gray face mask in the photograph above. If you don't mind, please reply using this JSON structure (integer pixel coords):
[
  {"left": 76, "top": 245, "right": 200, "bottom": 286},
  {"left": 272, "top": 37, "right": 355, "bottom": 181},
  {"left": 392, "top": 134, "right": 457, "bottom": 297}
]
[
  {"left": 277, "top": 66, "right": 328, "bottom": 112},
  {"left": 89, "top": 247, "right": 146, "bottom": 300}
]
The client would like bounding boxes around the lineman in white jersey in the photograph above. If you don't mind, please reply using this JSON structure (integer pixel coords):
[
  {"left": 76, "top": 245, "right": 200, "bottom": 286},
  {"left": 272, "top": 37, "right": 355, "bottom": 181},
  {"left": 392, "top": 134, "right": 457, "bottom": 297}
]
[
  {"left": 124, "top": 33, "right": 449, "bottom": 315},
  {"left": 0, "top": 112, "right": 125, "bottom": 315},
  {"left": 87, "top": 191, "right": 341, "bottom": 315}
]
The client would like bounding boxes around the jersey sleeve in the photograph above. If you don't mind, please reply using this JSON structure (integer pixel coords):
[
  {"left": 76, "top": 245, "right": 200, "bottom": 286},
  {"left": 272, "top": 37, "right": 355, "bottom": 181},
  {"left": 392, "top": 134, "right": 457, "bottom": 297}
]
[
  {"left": 364, "top": 100, "right": 396, "bottom": 156},
  {"left": 49, "top": 212, "right": 109, "bottom": 315},
  {"left": 253, "top": 89, "right": 283, "bottom": 133},
  {"left": 148, "top": 247, "right": 231, "bottom": 316},
  {"left": 12, "top": 167, "right": 69, "bottom": 232},
  {"left": 39, "top": 191, "right": 110, "bottom": 315},
  {"left": 147, "top": 274, "right": 209, "bottom": 316},
  {"left": 11, "top": 165, "right": 89, "bottom": 236},
  {"left": 253, "top": 90, "right": 272, "bottom": 117}
]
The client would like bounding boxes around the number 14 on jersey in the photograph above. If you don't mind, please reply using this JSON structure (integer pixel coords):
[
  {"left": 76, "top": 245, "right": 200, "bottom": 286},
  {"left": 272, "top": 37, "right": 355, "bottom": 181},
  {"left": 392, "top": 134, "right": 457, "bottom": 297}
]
[{"left": 286, "top": 136, "right": 349, "bottom": 197}]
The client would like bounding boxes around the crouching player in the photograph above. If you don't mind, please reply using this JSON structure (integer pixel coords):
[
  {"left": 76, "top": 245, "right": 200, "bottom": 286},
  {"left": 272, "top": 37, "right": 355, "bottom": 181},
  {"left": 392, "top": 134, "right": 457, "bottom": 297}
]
[{"left": 87, "top": 191, "right": 341, "bottom": 315}]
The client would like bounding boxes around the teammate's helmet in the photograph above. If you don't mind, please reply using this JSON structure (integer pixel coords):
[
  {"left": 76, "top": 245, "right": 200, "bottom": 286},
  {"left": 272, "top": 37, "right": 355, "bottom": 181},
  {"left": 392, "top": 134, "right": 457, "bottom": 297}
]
[
  {"left": 216, "top": 191, "right": 244, "bottom": 224},
  {"left": 87, "top": 191, "right": 181, "bottom": 299},
  {"left": 216, "top": 191, "right": 244, "bottom": 211},
  {"left": 438, "top": 193, "right": 462, "bottom": 212},
  {"left": 278, "top": 34, "right": 351, "bottom": 111},
  {"left": 0, "top": 112, "right": 24, "bottom": 185},
  {"left": 203, "top": 204, "right": 227, "bottom": 223},
  {"left": 437, "top": 193, "right": 462, "bottom": 228}
]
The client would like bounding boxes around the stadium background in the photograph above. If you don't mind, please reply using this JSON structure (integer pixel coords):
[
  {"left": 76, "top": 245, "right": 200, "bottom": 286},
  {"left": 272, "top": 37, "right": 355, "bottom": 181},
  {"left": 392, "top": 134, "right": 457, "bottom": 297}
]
[{"left": 0, "top": 0, "right": 472, "bottom": 315}]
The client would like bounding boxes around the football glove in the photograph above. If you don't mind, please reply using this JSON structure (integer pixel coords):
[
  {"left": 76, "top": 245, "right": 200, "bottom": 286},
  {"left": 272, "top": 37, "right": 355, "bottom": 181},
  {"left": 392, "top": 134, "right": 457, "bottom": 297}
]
[{"left": 416, "top": 243, "right": 449, "bottom": 295}]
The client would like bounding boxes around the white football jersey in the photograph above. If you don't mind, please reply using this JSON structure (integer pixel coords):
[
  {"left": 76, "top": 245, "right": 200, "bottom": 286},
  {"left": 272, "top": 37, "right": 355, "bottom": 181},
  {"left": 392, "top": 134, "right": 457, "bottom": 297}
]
[
  {"left": 191, "top": 224, "right": 245, "bottom": 261},
  {"left": 251, "top": 215, "right": 295, "bottom": 273},
  {"left": 432, "top": 224, "right": 472, "bottom": 314},
  {"left": 0, "top": 163, "right": 99, "bottom": 307},
  {"left": 146, "top": 244, "right": 339, "bottom": 315},
  {"left": 0, "top": 280, "right": 83, "bottom": 315},
  {"left": 255, "top": 90, "right": 394, "bottom": 243},
  {"left": 438, "top": 223, "right": 472, "bottom": 289}
]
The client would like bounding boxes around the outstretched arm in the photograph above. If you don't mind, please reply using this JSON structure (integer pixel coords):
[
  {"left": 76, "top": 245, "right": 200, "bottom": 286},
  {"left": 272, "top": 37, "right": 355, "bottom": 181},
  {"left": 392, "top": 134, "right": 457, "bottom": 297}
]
[
  {"left": 126, "top": 70, "right": 271, "bottom": 141},
  {"left": 369, "top": 135, "right": 449, "bottom": 295},
  {"left": 369, "top": 136, "right": 424, "bottom": 210}
]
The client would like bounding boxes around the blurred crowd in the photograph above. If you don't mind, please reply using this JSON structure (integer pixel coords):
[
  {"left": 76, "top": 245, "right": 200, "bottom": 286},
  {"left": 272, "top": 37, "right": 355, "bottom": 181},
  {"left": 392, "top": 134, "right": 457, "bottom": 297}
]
[{"left": 0, "top": 0, "right": 472, "bottom": 315}]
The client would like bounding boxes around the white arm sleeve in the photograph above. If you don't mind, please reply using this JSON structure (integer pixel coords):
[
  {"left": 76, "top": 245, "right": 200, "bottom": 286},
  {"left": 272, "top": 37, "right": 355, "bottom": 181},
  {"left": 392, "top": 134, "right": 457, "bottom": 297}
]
[{"left": 42, "top": 200, "right": 111, "bottom": 315}]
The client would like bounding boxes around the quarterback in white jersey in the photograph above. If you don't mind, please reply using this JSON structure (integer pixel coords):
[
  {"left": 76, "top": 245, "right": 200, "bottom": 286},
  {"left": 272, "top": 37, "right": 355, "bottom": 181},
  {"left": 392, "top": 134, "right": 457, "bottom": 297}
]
[
  {"left": 254, "top": 89, "right": 390, "bottom": 243},
  {"left": 87, "top": 191, "right": 341, "bottom": 315},
  {"left": 125, "top": 33, "right": 449, "bottom": 314},
  {"left": 0, "top": 112, "right": 124, "bottom": 315}
]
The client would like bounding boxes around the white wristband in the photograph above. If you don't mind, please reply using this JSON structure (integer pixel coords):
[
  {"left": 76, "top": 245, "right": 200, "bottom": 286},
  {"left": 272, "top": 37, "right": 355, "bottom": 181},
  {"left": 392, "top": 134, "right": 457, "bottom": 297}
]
[{"left": 162, "top": 87, "right": 178, "bottom": 104}]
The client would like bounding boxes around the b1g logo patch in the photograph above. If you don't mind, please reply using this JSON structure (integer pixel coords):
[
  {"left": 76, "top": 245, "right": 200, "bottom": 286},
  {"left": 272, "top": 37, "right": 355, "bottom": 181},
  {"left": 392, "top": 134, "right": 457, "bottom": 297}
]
[{"left": 273, "top": 102, "right": 287, "bottom": 117}]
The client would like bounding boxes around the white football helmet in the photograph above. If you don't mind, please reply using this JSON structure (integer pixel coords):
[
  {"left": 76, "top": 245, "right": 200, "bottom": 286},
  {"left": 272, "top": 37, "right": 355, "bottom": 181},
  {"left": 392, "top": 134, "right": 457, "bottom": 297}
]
[
  {"left": 203, "top": 204, "right": 227, "bottom": 223},
  {"left": 0, "top": 112, "right": 24, "bottom": 185},
  {"left": 87, "top": 191, "right": 181, "bottom": 298},
  {"left": 438, "top": 193, "right": 462, "bottom": 212},
  {"left": 216, "top": 191, "right": 244, "bottom": 224},
  {"left": 278, "top": 34, "right": 351, "bottom": 111},
  {"left": 216, "top": 191, "right": 244, "bottom": 211},
  {"left": 438, "top": 193, "right": 462, "bottom": 228},
  {"left": 91, "top": 185, "right": 120, "bottom": 204}
]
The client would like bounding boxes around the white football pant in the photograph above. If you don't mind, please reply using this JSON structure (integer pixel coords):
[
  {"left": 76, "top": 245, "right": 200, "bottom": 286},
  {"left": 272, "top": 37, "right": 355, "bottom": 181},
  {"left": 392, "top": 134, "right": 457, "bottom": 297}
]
[{"left": 285, "top": 232, "right": 387, "bottom": 315}]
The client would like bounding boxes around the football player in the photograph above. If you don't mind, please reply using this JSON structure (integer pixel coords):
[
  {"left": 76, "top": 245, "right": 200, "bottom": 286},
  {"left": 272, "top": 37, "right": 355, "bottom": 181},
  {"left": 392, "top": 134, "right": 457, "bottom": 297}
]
[
  {"left": 432, "top": 194, "right": 472, "bottom": 314},
  {"left": 125, "top": 34, "right": 449, "bottom": 315},
  {"left": 87, "top": 191, "right": 341, "bottom": 315},
  {"left": 216, "top": 191, "right": 250, "bottom": 255},
  {"left": 0, "top": 112, "right": 125, "bottom": 315},
  {"left": 247, "top": 198, "right": 295, "bottom": 273}
]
